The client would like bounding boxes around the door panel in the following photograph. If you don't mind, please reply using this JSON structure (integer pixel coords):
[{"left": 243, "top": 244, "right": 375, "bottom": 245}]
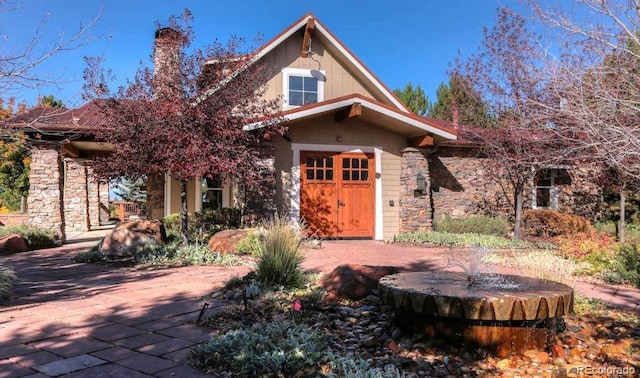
[{"left": 300, "top": 151, "right": 374, "bottom": 238}]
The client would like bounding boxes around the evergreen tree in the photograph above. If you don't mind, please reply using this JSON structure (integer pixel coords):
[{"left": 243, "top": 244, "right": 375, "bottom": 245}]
[
  {"left": 428, "top": 75, "right": 492, "bottom": 127},
  {"left": 393, "top": 82, "right": 429, "bottom": 116}
]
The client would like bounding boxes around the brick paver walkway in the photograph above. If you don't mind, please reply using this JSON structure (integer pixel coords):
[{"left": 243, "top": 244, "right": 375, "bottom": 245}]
[{"left": 1, "top": 240, "right": 638, "bottom": 377}]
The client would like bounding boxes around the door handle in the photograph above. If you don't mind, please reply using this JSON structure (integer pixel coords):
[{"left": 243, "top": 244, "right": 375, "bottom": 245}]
[{"left": 338, "top": 200, "right": 346, "bottom": 207}]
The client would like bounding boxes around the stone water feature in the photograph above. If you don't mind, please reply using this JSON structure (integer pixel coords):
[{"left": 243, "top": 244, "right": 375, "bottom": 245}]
[{"left": 378, "top": 271, "right": 573, "bottom": 357}]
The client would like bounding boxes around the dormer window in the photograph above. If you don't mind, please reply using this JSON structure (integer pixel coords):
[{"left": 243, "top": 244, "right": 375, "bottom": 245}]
[{"left": 282, "top": 68, "right": 325, "bottom": 109}]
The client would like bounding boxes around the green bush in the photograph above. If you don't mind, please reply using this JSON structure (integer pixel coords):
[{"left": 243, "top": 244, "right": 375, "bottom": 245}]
[
  {"left": 256, "top": 215, "right": 306, "bottom": 288},
  {"left": 235, "top": 232, "right": 263, "bottom": 256},
  {"left": 395, "top": 231, "right": 537, "bottom": 249},
  {"left": 0, "top": 225, "right": 56, "bottom": 250},
  {"left": 435, "top": 215, "right": 510, "bottom": 237},
  {"left": 609, "top": 244, "right": 640, "bottom": 288},
  {"left": 163, "top": 208, "right": 242, "bottom": 243},
  {"left": 72, "top": 245, "right": 105, "bottom": 263},
  {"left": 326, "top": 353, "right": 402, "bottom": 378},
  {"left": 0, "top": 264, "right": 16, "bottom": 302},
  {"left": 190, "top": 320, "right": 326, "bottom": 376}
]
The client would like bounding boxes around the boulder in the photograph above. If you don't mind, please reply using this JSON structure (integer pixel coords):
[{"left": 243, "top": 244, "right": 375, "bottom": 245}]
[
  {"left": 207, "top": 229, "right": 251, "bottom": 254},
  {"left": 321, "top": 264, "right": 402, "bottom": 301},
  {"left": 0, "top": 234, "right": 29, "bottom": 255},
  {"left": 99, "top": 219, "right": 167, "bottom": 258}
]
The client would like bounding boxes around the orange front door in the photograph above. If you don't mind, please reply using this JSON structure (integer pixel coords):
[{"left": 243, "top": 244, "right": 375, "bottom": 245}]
[{"left": 300, "top": 151, "right": 374, "bottom": 238}]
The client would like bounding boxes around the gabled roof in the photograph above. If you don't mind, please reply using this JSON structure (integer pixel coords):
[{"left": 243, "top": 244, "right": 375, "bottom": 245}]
[
  {"left": 245, "top": 94, "right": 457, "bottom": 141},
  {"left": 244, "top": 13, "right": 411, "bottom": 113}
]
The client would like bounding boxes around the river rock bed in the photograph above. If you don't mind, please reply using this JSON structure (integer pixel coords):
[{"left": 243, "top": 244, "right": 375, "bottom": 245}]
[{"left": 200, "top": 287, "right": 639, "bottom": 377}]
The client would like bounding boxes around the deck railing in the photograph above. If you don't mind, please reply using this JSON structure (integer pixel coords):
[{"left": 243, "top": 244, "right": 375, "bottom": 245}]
[{"left": 111, "top": 202, "right": 144, "bottom": 221}]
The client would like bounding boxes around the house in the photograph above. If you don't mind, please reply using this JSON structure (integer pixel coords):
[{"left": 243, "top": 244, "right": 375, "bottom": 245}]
[{"left": 2, "top": 13, "right": 602, "bottom": 242}]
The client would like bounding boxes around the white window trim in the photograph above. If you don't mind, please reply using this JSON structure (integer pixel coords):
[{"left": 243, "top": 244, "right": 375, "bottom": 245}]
[
  {"left": 196, "top": 177, "right": 232, "bottom": 211},
  {"left": 532, "top": 169, "right": 559, "bottom": 210},
  {"left": 282, "top": 67, "right": 325, "bottom": 109},
  {"left": 290, "top": 143, "right": 383, "bottom": 240}
]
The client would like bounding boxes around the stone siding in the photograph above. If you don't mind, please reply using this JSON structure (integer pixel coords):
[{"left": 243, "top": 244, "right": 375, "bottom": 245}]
[
  {"left": 28, "top": 145, "right": 64, "bottom": 241},
  {"left": 64, "top": 158, "right": 89, "bottom": 233},
  {"left": 0, "top": 214, "right": 28, "bottom": 226},
  {"left": 145, "top": 174, "right": 165, "bottom": 219},
  {"left": 99, "top": 181, "right": 110, "bottom": 223},
  {"left": 429, "top": 146, "right": 603, "bottom": 222},
  {"left": 399, "top": 148, "right": 432, "bottom": 232}
]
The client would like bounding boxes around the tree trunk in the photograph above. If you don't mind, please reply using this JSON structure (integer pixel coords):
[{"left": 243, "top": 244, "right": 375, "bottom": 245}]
[
  {"left": 180, "top": 179, "right": 189, "bottom": 245},
  {"left": 619, "top": 188, "right": 626, "bottom": 243},
  {"left": 514, "top": 189, "right": 524, "bottom": 241},
  {"left": 20, "top": 195, "right": 26, "bottom": 213}
]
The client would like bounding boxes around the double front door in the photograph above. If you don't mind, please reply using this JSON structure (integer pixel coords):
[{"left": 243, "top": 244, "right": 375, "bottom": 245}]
[{"left": 300, "top": 151, "right": 374, "bottom": 238}]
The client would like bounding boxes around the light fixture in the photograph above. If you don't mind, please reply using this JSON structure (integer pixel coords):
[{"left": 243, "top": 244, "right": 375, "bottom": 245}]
[{"left": 415, "top": 172, "right": 426, "bottom": 196}]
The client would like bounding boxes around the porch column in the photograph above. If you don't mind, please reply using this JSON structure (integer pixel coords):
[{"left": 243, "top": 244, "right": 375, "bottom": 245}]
[
  {"left": 64, "top": 157, "right": 90, "bottom": 233},
  {"left": 28, "top": 144, "right": 65, "bottom": 242},
  {"left": 399, "top": 147, "right": 432, "bottom": 232},
  {"left": 86, "top": 164, "right": 101, "bottom": 229},
  {"left": 146, "top": 173, "right": 165, "bottom": 219},
  {"left": 99, "top": 181, "right": 110, "bottom": 223}
]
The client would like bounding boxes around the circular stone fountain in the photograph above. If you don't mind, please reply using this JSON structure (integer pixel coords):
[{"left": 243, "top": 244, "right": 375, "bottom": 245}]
[{"left": 378, "top": 272, "right": 573, "bottom": 356}]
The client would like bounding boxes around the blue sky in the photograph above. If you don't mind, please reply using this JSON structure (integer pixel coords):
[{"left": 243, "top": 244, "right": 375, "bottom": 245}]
[{"left": 1, "top": 0, "right": 524, "bottom": 108}]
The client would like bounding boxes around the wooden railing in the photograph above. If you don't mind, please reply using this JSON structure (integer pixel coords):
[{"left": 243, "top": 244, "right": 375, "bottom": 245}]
[{"left": 111, "top": 202, "right": 143, "bottom": 221}]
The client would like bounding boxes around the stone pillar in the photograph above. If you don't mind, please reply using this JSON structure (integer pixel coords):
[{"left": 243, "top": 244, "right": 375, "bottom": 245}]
[
  {"left": 399, "top": 147, "right": 432, "bottom": 232},
  {"left": 86, "top": 164, "right": 100, "bottom": 229},
  {"left": 63, "top": 158, "right": 90, "bottom": 233},
  {"left": 99, "top": 181, "right": 110, "bottom": 223},
  {"left": 146, "top": 174, "right": 165, "bottom": 220},
  {"left": 28, "top": 145, "right": 65, "bottom": 241}
]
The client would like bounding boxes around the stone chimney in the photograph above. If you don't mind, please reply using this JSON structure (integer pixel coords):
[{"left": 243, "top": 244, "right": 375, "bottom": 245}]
[
  {"left": 452, "top": 103, "right": 459, "bottom": 129},
  {"left": 153, "top": 27, "right": 182, "bottom": 100}
]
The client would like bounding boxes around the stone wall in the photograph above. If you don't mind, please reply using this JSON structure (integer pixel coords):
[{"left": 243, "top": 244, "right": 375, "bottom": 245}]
[
  {"left": 429, "top": 146, "right": 603, "bottom": 222},
  {"left": 399, "top": 148, "right": 432, "bottom": 232},
  {"left": 86, "top": 164, "right": 100, "bottom": 229},
  {"left": 63, "top": 158, "right": 89, "bottom": 233},
  {"left": 145, "top": 174, "right": 165, "bottom": 219},
  {"left": 28, "top": 145, "right": 64, "bottom": 241},
  {"left": 99, "top": 181, "right": 110, "bottom": 223}
]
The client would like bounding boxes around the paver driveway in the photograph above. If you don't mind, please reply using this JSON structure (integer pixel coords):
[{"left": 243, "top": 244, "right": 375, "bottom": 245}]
[{"left": 1, "top": 240, "right": 638, "bottom": 377}]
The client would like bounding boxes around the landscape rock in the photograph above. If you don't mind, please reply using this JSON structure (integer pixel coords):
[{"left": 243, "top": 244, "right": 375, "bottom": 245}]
[
  {"left": 321, "top": 264, "right": 402, "bottom": 300},
  {"left": 98, "top": 219, "right": 167, "bottom": 257},
  {"left": 207, "top": 229, "right": 251, "bottom": 254},
  {"left": 0, "top": 234, "right": 29, "bottom": 254}
]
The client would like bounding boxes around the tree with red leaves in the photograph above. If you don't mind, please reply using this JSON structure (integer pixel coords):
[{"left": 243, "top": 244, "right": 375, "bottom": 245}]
[
  {"left": 84, "top": 10, "right": 284, "bottom": 243},
  {"left": 457, "top": 7, "right": 572, "bottom": 240}
]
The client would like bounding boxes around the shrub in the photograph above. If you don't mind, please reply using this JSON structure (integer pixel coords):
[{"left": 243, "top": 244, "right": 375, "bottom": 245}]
[
  {"left": 555, "top": 231, "right": 616, "bottom": 260},
  {"left": 435, "top": 215, "right": 510, "bottom": 237},
  {"left": 573, "top": 295, "right": 608, "bottom": 316},
  {"left": 326, "top": 354, "right": 402, "bottom": 378},
  {"left": 175, "top": 244, "right": 241, "bottom": 266},
  {"left": 235, "top": 232, "right": 262, "bottom": 256},
  {"left": 395, "top": 231, "right": 537, "bottom": 249},
  {"left": 256, "top": 215, "right": 306, "bottom": 288},
  {"left": 72, "top": 245, "right": 105, "bottom": 263},
  {"left": 0, "top": 225, "right": 56, "bottom": 250},
  {"left": 190, "top": 320, "right": 326, "bottom": 376},
  {"left": 610, "top": 244, "right": 640, "bottom": 288},
  {"left": 0, "top": 264, "right": 16, "bottom": 302},
  {"left": 522, "top": 210, "right": 593, "bottom": 237},
  {"left": 163, "top": 208, "right": 242, "bottom": 243}
]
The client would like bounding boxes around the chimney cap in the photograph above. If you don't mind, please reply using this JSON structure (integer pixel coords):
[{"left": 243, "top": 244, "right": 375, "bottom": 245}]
[{"left": 155, "top": 27, "right": 181, "bottom": 40}]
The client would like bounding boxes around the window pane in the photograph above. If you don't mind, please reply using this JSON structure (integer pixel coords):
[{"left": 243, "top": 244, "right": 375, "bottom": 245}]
[
  {"left": 343, "top": 159, "right": 350, "bottom": 169},
  {"left": 536, "top": 169, "right": 552, "bottom": 186},
  {"left": 352, "top": 171, "right": 359, "bottom": 181},
  {"left": 306, "top": 169, "right": 314, "bottom": 180},
  {"left": 361, "top": 159, "right": 368, "bottom": 169},
  {"left": 343, "top": 171, "right": 350, "bottom": 181},
  {"left": 361, "top": 171, "right": 368, "bottom": 181},
  {"left": 289, "top": 91, "right": 303, "bottom": 106},
  {"left": 352, "top": 159, "right": 359, "bottom": 168},
  {"left": 304, "top": 76, "right": 318, "bottom": 91},
  {"left": 326, "top": 157, "right": 333, "bottom": 168},
  {"left": 316, "top": 158, "right": 324, "bottom": 168},
  {"left": 306, "top": 157, "right": 315, "bottom": 167},
  {"left": 203, "top": 190, "right": 222, "bottom": 210},
  {"left": 317, "top": 170, "right": 324, "bottom": 180},
  {"left": 537, "top": 188, "right": 550, "bottom": 208},
  {"left": 326, "top": 170, "right": 333, "bottom": 180},
  {"left": 304, "top": 92, "right": 317, "bottom": 105},
  {"left": 290, "top": 76, "right": 303, "bottom": 90}
]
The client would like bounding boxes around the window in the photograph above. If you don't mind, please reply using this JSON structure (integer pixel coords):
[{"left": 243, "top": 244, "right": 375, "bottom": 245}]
[
  {"left": 305, "top": 156, "right": 334, "bottom": 181},
  {"left": 202, "top": 176, "right": 223, "bottom": 210},
  {"left": 282, "top": 68, "right": 325, "bottom": 109},
  {"left": 532, "top": 168, "right": 571, "bottom": 210}
]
